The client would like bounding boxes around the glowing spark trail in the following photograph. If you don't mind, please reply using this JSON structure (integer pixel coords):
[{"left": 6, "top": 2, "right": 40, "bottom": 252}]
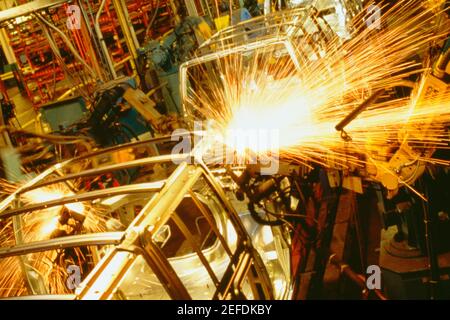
[
  {"left": 186, "top": 1, "right": 450, "bottom": 173},
  {"left": 0, "top": 181, "right": 106, "bottom": 297}
]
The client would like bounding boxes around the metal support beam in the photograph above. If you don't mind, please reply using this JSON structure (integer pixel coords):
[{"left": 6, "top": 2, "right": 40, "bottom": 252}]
[{"left": 0, "top": 0, "right": 70, "bottom": 23}]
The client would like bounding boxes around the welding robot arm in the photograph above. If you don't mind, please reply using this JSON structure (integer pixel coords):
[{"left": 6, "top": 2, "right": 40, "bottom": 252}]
[{"left": 370, "top": 37, "right": 450, "bottom": 198}]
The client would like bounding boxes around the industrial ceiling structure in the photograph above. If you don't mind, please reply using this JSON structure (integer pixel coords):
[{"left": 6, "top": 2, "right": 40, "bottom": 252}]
[{"left": 0, "top": 0, "right": 449, "bottom": 301}]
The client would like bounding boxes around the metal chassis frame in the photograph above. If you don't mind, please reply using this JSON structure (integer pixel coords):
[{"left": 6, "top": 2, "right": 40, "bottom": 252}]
[
  {"left": 179, "top": 37, "right": 302, "bottom": 117},
  {"left": 0, "top": 135, "right": 275, "bottom": 300}
]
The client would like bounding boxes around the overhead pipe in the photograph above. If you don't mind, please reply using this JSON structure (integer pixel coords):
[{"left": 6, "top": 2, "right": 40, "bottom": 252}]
[
  {"left": 118, "top": 0, "right": 140, "bottom": 49},
  {"left": 95, "top": 0, "right": 118, "bottom": 79}
]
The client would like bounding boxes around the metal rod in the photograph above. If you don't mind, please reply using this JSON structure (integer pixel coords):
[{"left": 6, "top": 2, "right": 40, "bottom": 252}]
[
  {"left": 0, "top": 232, "right": 124, "bottom": 259},
  {"left": 335, "top": 89, "right": 385, "bottom": 132},
  {"left": 329, "top": 254, "right": 387, "bottom": 300}
]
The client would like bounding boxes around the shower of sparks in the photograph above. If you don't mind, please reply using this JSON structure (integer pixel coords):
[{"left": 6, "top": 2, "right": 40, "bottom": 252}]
[
  {"left": 0, "top": 180, "right": 106, "bottom": 297},
  {"left": 187, "top": 0, "right": 450, "bottom": 173}
]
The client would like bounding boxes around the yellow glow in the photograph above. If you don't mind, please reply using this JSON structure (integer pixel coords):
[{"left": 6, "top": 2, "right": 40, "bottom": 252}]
[
  {"left": 193, "top": 0, "right": 450, "bottom": 174},
  {"left": 265, "top": 250, "right": 278, "bottom": 260},
  {"left": 0, "top": 181, "right": 106, "bottom": 297},
  {"left": 221, "top": 77, "right": 319, "bottom": 154},
  {"left": 24, "top": 188, "right": 85, "bottom": 213}
]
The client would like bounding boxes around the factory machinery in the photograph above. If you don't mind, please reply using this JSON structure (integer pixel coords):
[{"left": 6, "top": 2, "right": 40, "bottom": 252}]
[{"left": 0, "top": 0, "right": 449, "bottom": 300}]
